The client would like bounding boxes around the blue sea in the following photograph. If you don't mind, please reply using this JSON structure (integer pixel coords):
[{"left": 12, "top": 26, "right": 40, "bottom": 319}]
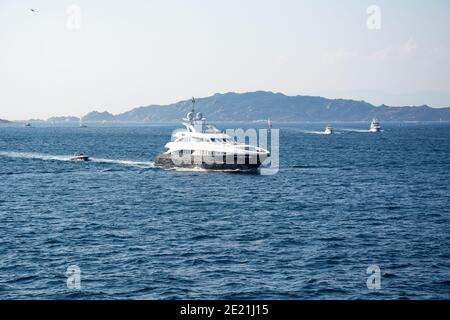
[{"left": 0, "top": 122, "right": 449, "bottom": 299}]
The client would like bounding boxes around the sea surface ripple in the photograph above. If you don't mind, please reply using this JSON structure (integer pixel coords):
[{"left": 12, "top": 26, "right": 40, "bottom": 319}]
[{"left": 0, "top": 123, "right": 449, "bottom": 299}]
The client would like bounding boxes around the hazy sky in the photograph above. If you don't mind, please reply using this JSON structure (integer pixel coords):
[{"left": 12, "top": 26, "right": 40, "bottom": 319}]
[{"left": 1, "top": 0, "right": 450, "bottom": 120}]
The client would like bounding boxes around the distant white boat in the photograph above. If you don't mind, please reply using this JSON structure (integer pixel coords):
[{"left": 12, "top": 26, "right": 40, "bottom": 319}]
[
  {"left": 369, "top": 118, "right": 381, "bottom": 132},
  {"left": 79, "top": 117, "right": 87, "bottom": 128},
  {"left": 70, "top": 152, "right": 89, "bottom": 161},
  {"left": 324, "top": 125, "right": 333, "bottom": 135},
  {"left": 24, "top": 122, "right": 31, "bottom": 127}
]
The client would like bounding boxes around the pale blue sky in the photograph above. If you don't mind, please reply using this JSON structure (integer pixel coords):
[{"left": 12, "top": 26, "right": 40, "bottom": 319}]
[{"left": 1, "top": 0, "right": 450, "bottom": 119}]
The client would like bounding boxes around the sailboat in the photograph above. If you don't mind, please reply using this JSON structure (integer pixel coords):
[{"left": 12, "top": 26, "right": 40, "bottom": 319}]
[{"left": 79, "top": 116, "right": 87, "bottom": 128}]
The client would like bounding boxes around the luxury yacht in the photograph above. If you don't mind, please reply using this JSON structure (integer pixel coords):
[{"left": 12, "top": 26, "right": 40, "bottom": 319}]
[
  {"left": 155, "top": 98, "right": 270, "bottom": 171},
  {"left": 369, "top": 118, "right": 381, "bottom": 132},
  {"left": 70, "top": 152, "right": 89, "bottom": 161},
  {"left": 324, "top": 125, "right": 333, "bottom": 135}
]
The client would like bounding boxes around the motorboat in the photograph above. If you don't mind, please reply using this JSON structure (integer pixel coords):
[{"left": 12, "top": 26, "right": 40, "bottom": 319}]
[
  {"left": 70, "top": 152, "right": 89, "bottom": 161},
  {"left": 324, "top": 125, "right": 333, "bottom": 135},
  {"left": 369, "top": 118, "right": 381, "bottom": 132},
  {"left": 155, "top": 98, "right": 270, "bottom": 171}
]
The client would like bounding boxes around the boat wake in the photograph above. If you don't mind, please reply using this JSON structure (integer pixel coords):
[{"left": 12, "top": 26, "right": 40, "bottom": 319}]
[
  {"left": 0, "top": 151, "right": 70, "bottom": 161},
  {"left": 173, "top": 166, "right": 243, "bottom": 173},
  {"left": 341, "top": 129, "right": 377, "bottom": 133},
  {"left": 90, "top": 158, "right": 155, "bottom": 168},
  {"left": 0, "top": 151, "right": 155, "bottom": 169},
  {"left": 302, "top": 130, "right": 341, "bottom": 135},
  {"left": 304, "top": 130, "right": 328, "bottom": 135}
]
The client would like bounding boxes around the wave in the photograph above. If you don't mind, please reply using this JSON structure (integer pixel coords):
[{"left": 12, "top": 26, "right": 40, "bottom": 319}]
[
  {"left": 89, "top": 158, "right": 155, "bottom": 168},
  {"left": 341, "top": 129, "right": 376, "bottom": 133},
  {"left": 0, "top": 151, "right": 155, "bottom": 169},
  {"left": 173, "top": 166, "right": 241, "bottom": 173},
  {"left": 303, "top": 130, "right": 329, "bottom": 135},
  {"left": 172, "top": 166, "right": 261, "bottom": 174},
  {"left": 299, "top": 130, "right": 343, "bottom": 135}
]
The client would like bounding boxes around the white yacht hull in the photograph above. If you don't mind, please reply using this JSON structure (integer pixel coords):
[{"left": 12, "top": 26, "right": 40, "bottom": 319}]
[{"left": 155, "top": 152, "right": 267, "bottom": 171}]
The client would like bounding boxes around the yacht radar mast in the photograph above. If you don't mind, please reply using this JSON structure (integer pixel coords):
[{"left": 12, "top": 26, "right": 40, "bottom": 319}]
[{"left": 184, "top": 97, "right": 196, "bottom": 125}]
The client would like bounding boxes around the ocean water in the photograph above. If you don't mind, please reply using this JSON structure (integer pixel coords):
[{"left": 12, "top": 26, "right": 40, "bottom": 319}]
[{"left": 0, "top": 122, "right": 449, "bottom": 300}]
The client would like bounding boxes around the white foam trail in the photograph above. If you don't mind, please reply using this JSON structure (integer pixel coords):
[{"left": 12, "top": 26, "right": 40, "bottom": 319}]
[
  {"left": 0, "top": 151, "right": 70, "bottom": 161},
  {"left": 0, "top": 151, "right": 155, "bottom": 168},
  {"left": 305, "top": 130, "right": 329, "bottom": 135},
  {"left": 90, "top": 158, "right": 155, "bottom": 168},
  {"left": 341, "top": 129, "right": 372, "bottom": 133},
  {"left": 174, "top": 166, "right": 209, "bottom": 172},
  {"left": 174, "top": 166, "right": 248, "bottom": 173},
  {"left": 302, "top": 130, "right": 342, "bottom": 135}
]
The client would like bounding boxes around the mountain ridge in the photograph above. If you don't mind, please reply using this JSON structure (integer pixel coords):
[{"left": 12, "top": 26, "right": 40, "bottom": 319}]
[
  {"left": 111, "top": 91, "right": 450, "bottom": 122},
  {"left": 15, "top": 91, "right": 450, "bottom": 123}
]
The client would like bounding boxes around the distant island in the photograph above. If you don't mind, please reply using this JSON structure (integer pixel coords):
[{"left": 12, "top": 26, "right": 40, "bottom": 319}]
[
  {"left": 0, "top": 118, "right": 11, "bottom": 124},
  {"left": 6, "top": 91, "right": 450, "bottom": 123},
  {"left": 83, "top": 111, "right": 116, "bottom": 122},
  {"left": 47, "top": 116, "right": 80, "bottom": 123}
]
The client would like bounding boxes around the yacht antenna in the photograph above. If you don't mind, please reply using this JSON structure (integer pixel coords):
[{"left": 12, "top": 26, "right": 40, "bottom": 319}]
[{"left": 191, "top": 97, "right": 195, "bottom": 114}]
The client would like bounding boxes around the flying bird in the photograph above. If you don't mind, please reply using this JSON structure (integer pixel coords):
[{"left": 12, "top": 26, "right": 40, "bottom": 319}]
[{"left": 30, "top": 8, "right": 37, "bottom": 12}]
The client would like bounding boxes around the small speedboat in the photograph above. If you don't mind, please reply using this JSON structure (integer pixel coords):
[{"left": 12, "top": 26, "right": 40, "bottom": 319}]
[
  {"left": 70, "top": 152, "right": 89, "bottom": 161},
  {"left": 370, "top": 118, "right": 381, "bottom": 132},
  {"left": 324, "top": 125, "right": 333, "bottom": 135}
]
